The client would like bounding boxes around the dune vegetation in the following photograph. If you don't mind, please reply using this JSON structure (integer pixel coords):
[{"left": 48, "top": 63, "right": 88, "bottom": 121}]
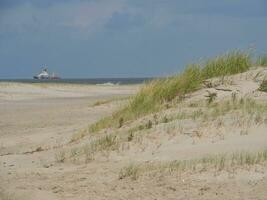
[
  {"left": 119, "top": 148, "right": 267, "bottom": 180},
  {"left": 89, "top": 50, "right": 252, "bottom": 134},
  {"left": 68, "top": 96, "right": 267, "bottom": 162},
  {"left": 256, "top": 54, "right": 267, "bottom": 67}
]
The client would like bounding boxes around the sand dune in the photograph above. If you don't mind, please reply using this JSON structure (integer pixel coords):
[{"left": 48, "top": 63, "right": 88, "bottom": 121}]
[{"left": 1, "top": 68, "right": 267, "bottom": 200}]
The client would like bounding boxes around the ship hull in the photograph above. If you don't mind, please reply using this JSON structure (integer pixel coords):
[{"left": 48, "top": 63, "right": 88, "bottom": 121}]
[{"left": 33, "top": 76, "right": 61, "bottom": 80}]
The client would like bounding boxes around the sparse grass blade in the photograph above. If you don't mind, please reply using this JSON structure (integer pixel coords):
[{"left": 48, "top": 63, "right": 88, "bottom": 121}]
[{"left": 119, "top": 148, "right": 267, "bottom": 180}]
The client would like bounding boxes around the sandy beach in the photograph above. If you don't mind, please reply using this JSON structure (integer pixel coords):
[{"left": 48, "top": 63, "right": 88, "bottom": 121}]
[
  {"left": 0, "top": 83, "right": 138, "bottom": 199},
  {"left": 0, "top": 68, "right": 267, "bottom": 200}
]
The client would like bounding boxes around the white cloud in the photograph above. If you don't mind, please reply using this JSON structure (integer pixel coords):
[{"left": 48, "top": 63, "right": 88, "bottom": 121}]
[
  {"left": 1, "top": 0, "right": 266, "bottom": 38},
  {"left": 58, "top": 0, "right": 125, "bottom": 32},
  {"left": 0, "top": 0, "right": 126, "bottom": 36}
]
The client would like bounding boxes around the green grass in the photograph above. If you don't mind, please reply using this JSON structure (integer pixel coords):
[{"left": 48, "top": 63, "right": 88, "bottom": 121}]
[
  {"left": 90, "top": 134, "right": 119, "bottom": 151},
  {"left": 89, "top": 50, "right": 252, "bottom": 133},
  {"left": 125, "top": 97, "right": 267, "bottom": 137},
  {"left": 81, "top": 134, "right": 119, "bottom": 157},
  {"left": 125, "top": 96, "right": 267, "bottom": 140},
  {"left": 67, "top": 134, "right": 120, "bottom": 163},
  {"left": 256, "top": 55, "right": 267, "bottom": 66},
  {"left": 119, "top": 148, "right": 267, "bottom": 180},
  {"left": 202, "top": 51, "right": 251, "bottom": 79},
  {"left": 184, "top": 98, "right": 266, "bottom": 123},
  {"left": 68, "top": 97, "right": 267, "bottom": 163}
]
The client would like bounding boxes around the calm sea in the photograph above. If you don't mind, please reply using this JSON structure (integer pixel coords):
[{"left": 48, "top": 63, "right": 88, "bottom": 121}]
[{"left": 0, "top": 78, "right": 153, "bottom": 85}]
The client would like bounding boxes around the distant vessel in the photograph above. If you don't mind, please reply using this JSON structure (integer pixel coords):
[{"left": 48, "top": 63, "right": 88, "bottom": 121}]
[{"left": 33, "top": 68, "right": 60, "bottom": 80}]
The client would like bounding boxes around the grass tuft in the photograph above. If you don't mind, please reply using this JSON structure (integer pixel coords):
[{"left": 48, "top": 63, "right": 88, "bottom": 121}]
[
  {"left": 55, "top": 150, "right": 66, "bottom": 163},
  {"left": 119, "top": 164, "right": 140, "bottom": 180},
  {"left": 81, "top": 134, "right": 119, "bottom": 158},
  {"left": 91, "top": 134, "right": 119, "bottom": 152}
]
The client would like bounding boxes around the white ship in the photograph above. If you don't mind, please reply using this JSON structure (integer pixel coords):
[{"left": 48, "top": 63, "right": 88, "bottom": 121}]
[{"left": 33, "top": 68, "right": 60, "bottom": 80}]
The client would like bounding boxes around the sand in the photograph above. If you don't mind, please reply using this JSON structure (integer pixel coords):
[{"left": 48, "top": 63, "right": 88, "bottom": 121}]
[
  {"left": 0, "top": 68, "right": 267, "bottom": 200},
  {"left": 0, "top": 83, "right": 137, "bottom": 199}
]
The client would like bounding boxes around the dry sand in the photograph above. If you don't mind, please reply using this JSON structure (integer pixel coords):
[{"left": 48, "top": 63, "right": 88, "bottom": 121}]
[
  {"left": 0, "top": 83, "right": 137, "bottom": 199},
  {"left": 0, "top": 68, "right": 267, "bottom": 200}
]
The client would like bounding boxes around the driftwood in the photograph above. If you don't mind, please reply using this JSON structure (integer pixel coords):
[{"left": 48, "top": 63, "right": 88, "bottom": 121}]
[
  {"left": 0, "top": 147, "right": 45, "bottom": 157},
  {"left": 23, "top": 146, "right": 44, "bottom": 154},
  {"left": 214, "top": 87, "right": 233, "bottom": 92}
]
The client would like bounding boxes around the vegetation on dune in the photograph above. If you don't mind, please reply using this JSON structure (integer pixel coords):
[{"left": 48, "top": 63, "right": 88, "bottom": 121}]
[
  {"left": 202, "top": 51, "right": 251, "bottom": 79},
  {"left": 256, "top": 54, "right": 267, "bottom": 66},
  {"left": 67, "top": 97, "right": 267, "bottom": 162},
  {"left": 89, "top": 50, "right": 252, "bottom": 133},
  {"left": 119, "top": 148, "right": 267, "bottom": 180},
  {"left": 55, "top": 150, "right": 66, "bottom": 163},
  {"left": 89, "top": 65, "right": 202, "bottom": 133},
  {"left": 122, "top": 97, "right": 267, "bottom": 143}
]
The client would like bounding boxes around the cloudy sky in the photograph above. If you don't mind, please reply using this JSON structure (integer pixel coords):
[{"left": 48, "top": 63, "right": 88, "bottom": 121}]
[{"left": 0, "top": 0, "right": 267, "bottom": 78}]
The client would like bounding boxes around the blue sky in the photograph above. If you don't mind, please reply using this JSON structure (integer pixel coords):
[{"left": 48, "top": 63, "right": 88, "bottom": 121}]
[{"left": 0, "top": 0, "right": 267, "bottom": 78}]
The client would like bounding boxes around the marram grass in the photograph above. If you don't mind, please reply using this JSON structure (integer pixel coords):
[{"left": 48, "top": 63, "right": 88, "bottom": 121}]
[
  {"left": 71, "top": 97, "right": 267, "bottom": 156},
  {"left": 89, "top": 50, "right": 252, "bottom": 133},
  {"left": 119, "top": 148, "right": 267, "bottom": 180},
  {"left": 256, "top": 55, "right": 267, "bottom": 66},
  {"left": 202, "top": 51, "right": 251, "bottom": 79}
]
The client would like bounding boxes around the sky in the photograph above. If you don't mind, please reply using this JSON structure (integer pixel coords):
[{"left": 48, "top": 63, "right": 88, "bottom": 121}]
[{"left": 0, "top": 0, "right": 267, "bottom": 78}]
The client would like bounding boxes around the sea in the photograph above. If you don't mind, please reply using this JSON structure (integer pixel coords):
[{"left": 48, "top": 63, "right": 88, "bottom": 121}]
[{"left": 0, "top": 78, "right": 153, "bottom": 85}]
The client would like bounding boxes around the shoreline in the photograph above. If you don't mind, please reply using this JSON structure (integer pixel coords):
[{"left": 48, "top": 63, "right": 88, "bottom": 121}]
[
  {"left": 0, "top": 82, "right": 139, "bottom": 101},
  {"left": 0, "top": 77, "right": 153, "bottom": 85}
]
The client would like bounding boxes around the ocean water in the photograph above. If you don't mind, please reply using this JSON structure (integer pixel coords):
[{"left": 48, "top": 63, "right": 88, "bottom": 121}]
[{"left": 0, "top": 78, "right": 153, "bottom": 85}]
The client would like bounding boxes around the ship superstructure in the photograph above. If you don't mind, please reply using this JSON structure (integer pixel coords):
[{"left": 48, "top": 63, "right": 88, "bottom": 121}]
[{"left": 33, "top": 68, "right": 60, "bottom": 80}]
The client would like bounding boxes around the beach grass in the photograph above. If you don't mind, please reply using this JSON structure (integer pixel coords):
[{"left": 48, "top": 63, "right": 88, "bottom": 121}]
[
  {"left": 119, "top": 148, "right": 267, "bottom": 180},
  {"left": 256, "top": 55, "right": 267, "bottom": 66},
  {"left": 62, "top": 95, "right": 267, "bottom": 165},
  {"left": 201, "top": 50, "right": 251, "bottom": 79},
  {"left": 89, "top": 50, "right": 252, "bottom": 133}
]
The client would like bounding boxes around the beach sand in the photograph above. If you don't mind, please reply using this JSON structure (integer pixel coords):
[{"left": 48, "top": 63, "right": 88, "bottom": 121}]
[
  {"left": 0, "top": 83, "right": 138, "bottom": 199},
  {"left": 0, "top": 69, "right": 267, "bottom": 200}
]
